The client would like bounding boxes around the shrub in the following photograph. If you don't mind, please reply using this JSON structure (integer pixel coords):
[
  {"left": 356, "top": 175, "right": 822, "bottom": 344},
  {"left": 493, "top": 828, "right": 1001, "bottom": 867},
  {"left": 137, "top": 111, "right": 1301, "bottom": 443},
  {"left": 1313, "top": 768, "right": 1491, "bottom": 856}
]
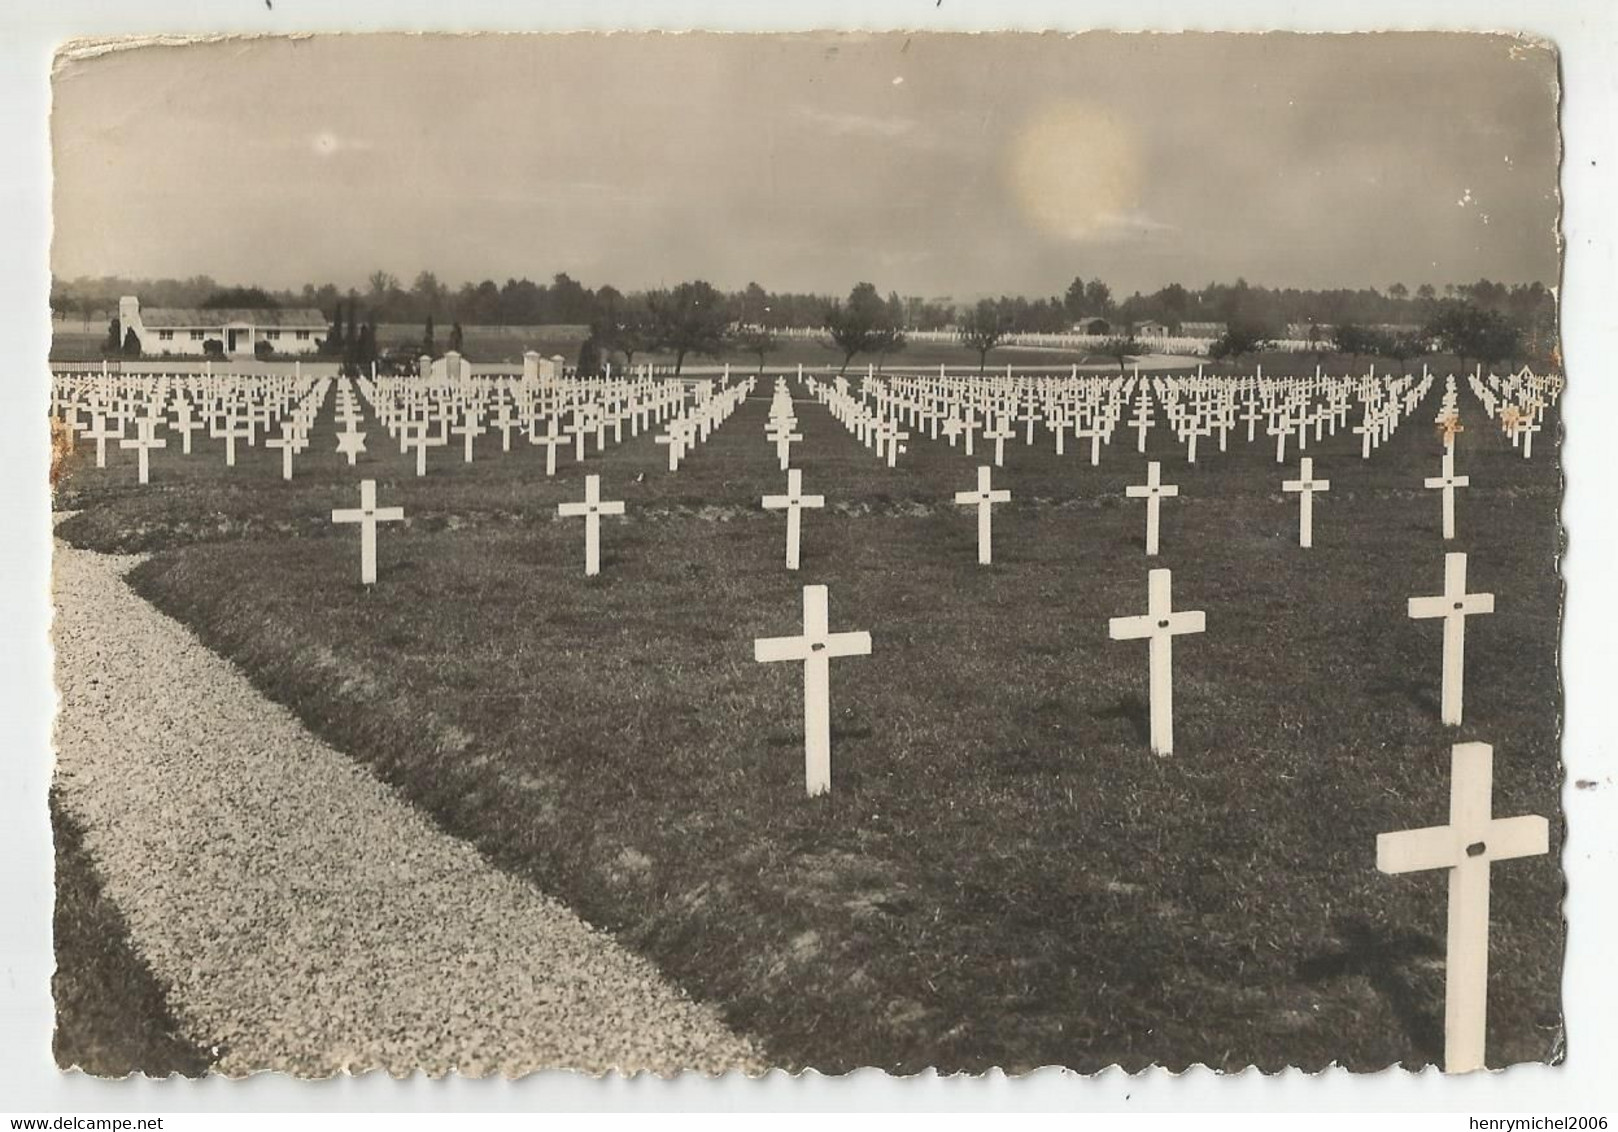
[{"left": 49, "top": 418, "right": 75, "bottom": 489}]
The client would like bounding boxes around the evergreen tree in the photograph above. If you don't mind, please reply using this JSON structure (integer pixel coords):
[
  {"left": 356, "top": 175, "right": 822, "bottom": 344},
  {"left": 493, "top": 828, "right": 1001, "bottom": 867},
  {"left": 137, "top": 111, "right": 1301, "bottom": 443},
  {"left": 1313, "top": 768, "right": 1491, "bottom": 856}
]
[{"left": 576, "top": 335, "right": 603, "bottom": 377}]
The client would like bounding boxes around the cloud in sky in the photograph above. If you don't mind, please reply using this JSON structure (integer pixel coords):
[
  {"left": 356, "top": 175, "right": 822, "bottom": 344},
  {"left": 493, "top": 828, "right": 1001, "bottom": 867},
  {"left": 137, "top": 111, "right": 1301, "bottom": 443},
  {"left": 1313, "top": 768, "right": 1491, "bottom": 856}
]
[
  {"left": 794, "top": 106, "right": 922, "bottom": 140},
  {"left": 50, "top": 32, "right": 1560, "bottom": 298},
  {"left": 310, "top": 131, "right": 374, "bottom": 157}
]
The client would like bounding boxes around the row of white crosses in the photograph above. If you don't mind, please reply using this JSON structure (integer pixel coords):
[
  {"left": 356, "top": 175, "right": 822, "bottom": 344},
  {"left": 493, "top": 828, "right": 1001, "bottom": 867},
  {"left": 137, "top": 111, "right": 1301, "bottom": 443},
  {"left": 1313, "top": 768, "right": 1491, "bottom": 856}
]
[
  {"left": 844, "top": 366, "right": 1435, "bottom": 472},
  {"left": 652, "top": 379, "right": 753, "bottom": 472},
  {"left": 1393, "top": 395, "right": 1542, "bottom": 1072},
  {"left": 952, "top": 454, "right": 1335, "bottom": 564},
  {"left": 57, "top": 372, "right": 335, "bottom": 480},
  {"left": 329, "top": 470, "right": 629, "bottom": 582},
  {"left": 363, "top": 370, "right": 699, "bottom": 478},
  {"left": 961, "top": 454, "right": 1322, "bottom": 559},
  {"left": 1468, "top": 366, "right": 1557, "bottom": 460},
  {"left": 334, "top": 379, "right": 370, "bottom": 465},
  {"left": 810, "top": 373, "right": 911, "bottom": 468},
  {"left": 67, "top": 361, "right": 1544, "bottom": 1072},
  {"left": 764, "top": 379, "right": 803, "bottom": 470},
  {"left": 58, "top": 363, "right": 1463, "bottom": 487},
  {"left": 943, "top": 421, "right": 1523, "bottom": 1074},
  {"left": 748, "top": 482, "right": 1531, "bottom": 1076}
]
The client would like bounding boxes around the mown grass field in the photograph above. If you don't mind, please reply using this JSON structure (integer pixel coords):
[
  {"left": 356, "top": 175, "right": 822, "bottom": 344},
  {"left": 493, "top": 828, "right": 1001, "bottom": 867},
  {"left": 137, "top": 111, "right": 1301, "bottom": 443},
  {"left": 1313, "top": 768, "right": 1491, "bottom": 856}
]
[{"left": 53, "top": 370, "right": 1564, "bottom": 1073}]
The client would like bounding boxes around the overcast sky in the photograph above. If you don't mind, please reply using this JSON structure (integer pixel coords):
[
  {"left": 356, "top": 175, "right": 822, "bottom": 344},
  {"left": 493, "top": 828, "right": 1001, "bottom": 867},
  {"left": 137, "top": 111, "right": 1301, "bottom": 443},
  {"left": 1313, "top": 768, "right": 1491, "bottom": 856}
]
[{"left": 50, "top": 32, "right": 1561, "bottom": 300}]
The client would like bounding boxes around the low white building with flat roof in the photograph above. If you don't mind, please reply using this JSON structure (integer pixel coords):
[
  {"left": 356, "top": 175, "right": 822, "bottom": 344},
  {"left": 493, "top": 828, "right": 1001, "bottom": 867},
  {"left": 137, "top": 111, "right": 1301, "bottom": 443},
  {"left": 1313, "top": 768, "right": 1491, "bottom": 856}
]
[{"left": 119, "top": 295, "right": 328, "bottom": 357}]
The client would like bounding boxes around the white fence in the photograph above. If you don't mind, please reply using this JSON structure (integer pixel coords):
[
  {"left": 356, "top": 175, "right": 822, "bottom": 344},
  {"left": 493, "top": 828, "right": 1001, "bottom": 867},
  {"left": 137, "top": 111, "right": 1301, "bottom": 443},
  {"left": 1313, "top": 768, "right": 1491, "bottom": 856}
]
[{"left": 767, "top": 326, "right": 1317, "bottom": 357}]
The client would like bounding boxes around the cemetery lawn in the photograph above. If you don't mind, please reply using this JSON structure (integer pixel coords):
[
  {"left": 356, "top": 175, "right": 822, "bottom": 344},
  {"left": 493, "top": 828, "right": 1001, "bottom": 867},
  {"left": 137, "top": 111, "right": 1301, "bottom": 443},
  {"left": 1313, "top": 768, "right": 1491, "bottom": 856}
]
[
  {"left": 50, "top": 791, "right": 216, "bottom": 1077},
  {"left": 55, "top": 384, "right": 1564, "bottom": 1073}
]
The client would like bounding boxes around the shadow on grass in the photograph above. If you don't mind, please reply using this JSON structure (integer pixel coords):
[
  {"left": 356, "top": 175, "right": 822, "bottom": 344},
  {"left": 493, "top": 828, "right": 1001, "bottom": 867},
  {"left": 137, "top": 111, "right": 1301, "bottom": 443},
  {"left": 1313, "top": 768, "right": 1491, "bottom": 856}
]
[
  {"left": 1090, "top": 692, "right": 1152, "bottom": 745},
  {"left": 50, "top": 790, "right": 215, "bottom": 1077},
  {"left": 1297, "top": 915, "right": 1444, "bottom": 1065},
  {"left": 1367, "top": 674, "right": 1443, "bottom": 717},
  {"left": 765, "top": 724, "right": 875, "bottom": 748}
]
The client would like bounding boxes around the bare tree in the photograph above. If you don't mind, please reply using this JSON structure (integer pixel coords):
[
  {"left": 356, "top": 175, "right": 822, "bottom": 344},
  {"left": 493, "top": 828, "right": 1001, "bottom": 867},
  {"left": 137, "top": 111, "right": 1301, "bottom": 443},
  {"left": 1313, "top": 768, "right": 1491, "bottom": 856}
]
[
  {"left": 731, "top": 326, "right": 778, "bottom": 376},
  {"left": 958, "top": 299, "right": 1011, "bottom": 373},
  {"left": 825, "top": 282, "right": 905, "bottom": 374},
  {"left": 1094, "top": 335, "right": 1142, "bottom": 375},
  {"left": 648, "top": 280, "right": 730, "bottom": 375}
]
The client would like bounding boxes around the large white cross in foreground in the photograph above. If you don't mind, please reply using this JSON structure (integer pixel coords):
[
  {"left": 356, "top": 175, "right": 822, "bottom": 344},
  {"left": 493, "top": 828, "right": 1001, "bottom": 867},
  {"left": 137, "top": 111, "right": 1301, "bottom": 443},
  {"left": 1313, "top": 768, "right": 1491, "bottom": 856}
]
[
  {"left": 558, "top": 474, "right": 625, "bottom": 577},
  {"left": 1108, "top": 567, "right": 1206, "bottom": 756},
  {"left": 331, "top": 479, "right": 405, "bottom": 586},
  {"left": 954, "top": 465, "right": 1011, "bottom": 565},
  {"left": 753, "top": 584, "right": 872, "bottom": 797},
  {"left": 1126, "top": 461, "right": 1179, "bottom": 557},
  {"left": 762, "top": 468, "right": 825, "bottom": 571},
  {"left": 1281, "top": 456, "right": 1331, "bottom": 548},
  {"left": 1407, "top": 552, "right": 1494, "bottom": 726},
  {"left": 1376, "top": 741, "right": 1549, "bottom": 1073}
]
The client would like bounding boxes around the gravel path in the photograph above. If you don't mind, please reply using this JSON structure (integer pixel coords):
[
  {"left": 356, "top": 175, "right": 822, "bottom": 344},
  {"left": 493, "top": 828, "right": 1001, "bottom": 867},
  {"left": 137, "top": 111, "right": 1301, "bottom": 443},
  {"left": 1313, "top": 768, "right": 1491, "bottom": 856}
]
[{"left": 51, "top": 539, "right": 767, "bottom": 1077}]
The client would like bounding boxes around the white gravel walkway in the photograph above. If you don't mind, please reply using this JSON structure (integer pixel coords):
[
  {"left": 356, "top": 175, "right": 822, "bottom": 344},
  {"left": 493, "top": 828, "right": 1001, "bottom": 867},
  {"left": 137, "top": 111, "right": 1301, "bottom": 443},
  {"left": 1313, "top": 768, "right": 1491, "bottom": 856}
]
[{"left": 51, "top": 539, "right": 767, "bottom": 1077}]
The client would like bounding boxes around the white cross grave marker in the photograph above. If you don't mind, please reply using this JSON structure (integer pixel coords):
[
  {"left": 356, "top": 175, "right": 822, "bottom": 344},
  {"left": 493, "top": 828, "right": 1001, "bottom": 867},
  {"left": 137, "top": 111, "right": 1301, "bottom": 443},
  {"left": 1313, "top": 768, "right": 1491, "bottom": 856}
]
[
  {"left": 762, "top": 468, "right": 826, "bottom": 571},
  {"left": 84, "top": 415, "right": 120, "bottom": 469},
  {"left": 534, "top": 419, "right": 567, "bottom": 476},
  {"left": 266, "top": 430, "right": 298, "bottom": 481},
  {"left": 118, "top": 418, "right": 166, "bottom": 484},
  {"left": 168, "top": 400, "right": 201, "bottom": 455},
  {"left": 753, "top": 584, "right": 872, "bottom": 797},
  {"left": 1282, "top": 456, "right": 1331, "bottom": 548},
  {"left": 1425, "top": 451, "right": 1470, "bottom": 541},
  {"left": 1376, "top": 741, "right": 1549, "bottom": 1073},
  {"left": 1127, "top": 461, "right": 1179, "bottom": 557},
  {"left": 452, "top": 410, "right": 484, "bottom": 463},
  {"left": 558, "top": 474, "right": 625, "bottom": 577},
  {"left": 331, "top": 479, "right": 405, "bottom": 586},
  {"left": 984, "top": 417, "right": 1015, "bottom": 467},
  {"left": 954, "top": 465, "right": 1011, "bottom": 566},
  {"left": 220, "top": 414, "right": 251, "bottom": 468},
  {"left": 1107, "top": 567, "right": 1206, "bottom": 756},
  {"left": 401, "top": 422, "right": 439, "bottom": 477},
  {"left": 1407, "top": 552, "right": 1495, "bottom": 726}
]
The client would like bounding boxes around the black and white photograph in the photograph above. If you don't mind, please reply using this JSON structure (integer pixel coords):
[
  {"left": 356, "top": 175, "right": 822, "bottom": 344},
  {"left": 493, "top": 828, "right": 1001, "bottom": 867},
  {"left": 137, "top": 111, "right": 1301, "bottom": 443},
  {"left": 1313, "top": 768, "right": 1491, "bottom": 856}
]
[{"left": 38, "top": 28, "right": 1576, "bottom": 1082}]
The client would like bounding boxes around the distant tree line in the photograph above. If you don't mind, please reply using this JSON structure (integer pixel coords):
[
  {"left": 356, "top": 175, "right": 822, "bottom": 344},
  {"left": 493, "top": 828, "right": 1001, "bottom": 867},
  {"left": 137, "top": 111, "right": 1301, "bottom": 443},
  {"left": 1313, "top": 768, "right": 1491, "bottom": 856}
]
[{"left": 55, "top": 268, "right": 1558, "bottom": 372}]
